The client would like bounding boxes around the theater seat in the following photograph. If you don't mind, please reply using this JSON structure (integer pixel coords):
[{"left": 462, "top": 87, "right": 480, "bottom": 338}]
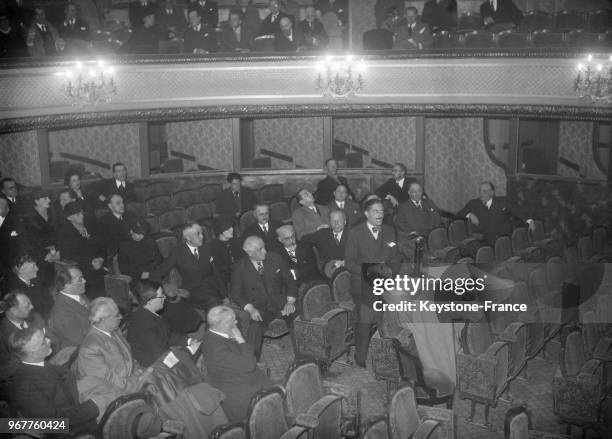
[
  {"left": 247, "top": 387, "right": 309, "bottom": 439},
  {"left": 427, "top": 228, "right": 460, "bottom": 263},
  {"left": 531, "top": 29, "right": 564, "bottom": 47},
  {"left": 519, "top": 10, "right": 552, "bottom": 32},
  {"left": 363, "top": 29, "right": 394, "bottom": 50},
  {"left": 496, "top": 29, "right": 528, "bottom": 48},
  {"left": 362, "top": 417, "right": 389, "bottom": 439},
  {"left": 566, "top": 30, "right": 600, "bottom": 48},
  {"left": 463, "top": 30, "right": 494, "bottom": 48}
]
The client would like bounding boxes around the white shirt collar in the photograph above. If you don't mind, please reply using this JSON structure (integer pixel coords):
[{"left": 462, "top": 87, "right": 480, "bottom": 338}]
[
  {"left": 259, "top": 222, "right": 269, "bottom": 231},
  {"left": 412, "top": 199, "right": 422, "bottom": 207},
  {"left": 366, "top": 222, "right": 379, "bottom": 236},
  {"left": 18, "top": 275, "right": 31, "bottom": 286},
  {"left": 60, "top": 291, "right": 83, "bottom": 303},
  {"left": 333, "top": 230, "right": 343, "bottom": 240},
  {"left": 335, "top": 200, "right": 345, "bottom": 208},
  {"left": 93, "top": 325, "right": 111, "bottom": 337},
  {"left": 8, "top": 318, "right": 26, "bottom": 329},
  {"left": 22, "top": 361, "right": 45, "bottom": 367},
  {"left": 112, "top": 211, "right": 123, "bottom": 220},
  {"left": 209, "top": 329, "right": 230, "bottom": 339},
  {"left": 485, "top": 198, "right": 493, "bottom": 208},
  {"left": 115, "top": 179, "right": 125, "bottom": 188},
  {"left": 396, "top": 177, "right": 405, "bottom": 188},
  {"left": 186, "top": 243, "right": 199, "bottom": 254}
]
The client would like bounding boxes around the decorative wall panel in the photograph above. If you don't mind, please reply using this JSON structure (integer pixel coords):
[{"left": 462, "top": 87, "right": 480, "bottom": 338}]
[
  {"left": 333, "top": 117, "right": 417, "bottom": 169},
  {"left": 424, "top": 117, "right": 506, "bottom": 212},
  {"left": 253, "top": 118, "right": 324, "bottom": 169},
  {"left": 0, "top": 130, "right": 41, "bottom": 186},
  {"left": 558, "top": 121, "right": 605, "bottom": 181},
  {"left": 48, "top": 124, "right": 140, "bottom": 178},
  {"left": 166, "top": 119, "right": 233, "bottom": 171}
]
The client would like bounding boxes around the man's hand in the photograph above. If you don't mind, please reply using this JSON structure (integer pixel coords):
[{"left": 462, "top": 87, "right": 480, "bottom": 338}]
[
  {"left": 231, "top": 325, "right": 245, "bottom": 344},
  {"left": 334, "top": 260, "right": 345, "bottom": 268},
  {"left": 98, "top": 194, "right": 106, "bottom": 202},
  {"left": 527, "top": 219, "right": 536, "bottom": 233},
  {"left": 282, "top": 297, "right": 296, "bottom": 316},
  {"left": 466, "top": 213, "right": 479, "bottom": 226},
  {"left": 245, "top": 304, "right": 263, "bottom": 321},
  {"left": 385, "top": 194, "right": 399, "bottom": 207},
  {"left": 91, "top": 257, "right": 104, "bottom": 270},
  {"left": 189, "top": 324, "right": 206, "bottom": 341},
  {"left": 140, "top": 272, "right": 150, "bottom": 279}
]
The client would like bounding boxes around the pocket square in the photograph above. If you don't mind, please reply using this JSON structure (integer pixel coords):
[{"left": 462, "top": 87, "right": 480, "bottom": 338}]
[
  {"left": 275, "top": 268, "right": 280, "bottom": 273},
  {"left": 10, "top": 230, "right": 18, "bottom": 237},
  {"left": 387, "top": 241, "right": 396, "bottom": 247}
]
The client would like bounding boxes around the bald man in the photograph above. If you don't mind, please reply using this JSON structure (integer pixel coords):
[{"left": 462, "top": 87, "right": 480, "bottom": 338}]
[
  {"left": 200, "top": 306, "right": 272, "bottom": 422},
  {"left": 230, "top": 236, "right": 297, "bottom": 359}
]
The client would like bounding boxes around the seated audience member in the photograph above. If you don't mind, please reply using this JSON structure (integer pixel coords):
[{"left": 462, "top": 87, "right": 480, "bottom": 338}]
[
  {"left": 201, "top": 305, "right": 272, "bottom": 422},
  {"left": 161, "top": 283, "right": 205, "bottom": 336},
  {"left": 374, "top": 0, "right": 404, "bottom": 28},
  {"left": 7, "top": 327, "right": 99, "bottom": 436},
  {"left": 328, "top": 184, "right": 362, "bottom": 227},
  {"left": 457, "top": 181, "right": 534, "bottom": 245},
  {"left": 156, "top": 0, "right": 187, "bottom": 40},
  {"left": 292, "top": 188, "right": 330, "bottom": 239},
  {"left": 375, "top": 162, "right": 415, "bottom": 207},
  {"left": 64, "top": 169, "right": 95, "bottom": 221},
  {"left": 129, "top": 0, "right": 158, "bottom": 30},
  {"left": 296, "top": 6, "right": 328, "bottom": 51},
  {"left": 118, "top": 219, "right": 162, "bottom": 282},
  {"left": 237, "top": 0, "right": 261, "bottom": 37},
  {"left": 0, "top": 197, "right": 21, "bottom": 280},
  {"left": 48, "top": 266, "right": 91, "bottom": 351},
  {"left": 3, "top": 256, "right": 54, "bottom": 319},
  {"left": 188, "top": 0, "right": 219, "bottom": 27},
  {"left": 220, "top": 9, "right": 255, "bottom": 52},
  {"left": 314, "top": 158, "right": 354, "bottom": 205},
  {"left": 58, "top": 2, "right": 91, "bottom": 54},
  {"left": 395, "top": 181, "right": 442, "bottom": 261},
  {"left": 275, "top": 16, "right": 298, "bottom": 51},
  {"left": 127, "top": 280, "right": 203, "bottom": 368},
  {"left": 26, "top": 7, "right": 61, "bottom": 56},
  {"left": 121, "top": 9, "right": 162, "bottom": 54},
  {"left": 0, "top": 291, "right": 45, "bottom": 378},
  {"left": 57, "top": 201, "right": 106, "bottom": 299},
  {"left": 0, "top": 12, "right": 28, "bottom": 58},
  {"left": 259, "top": 0, "right": 289, "bottom": 36},
  {"left": 380, "top": 5, "right": 403, "bottom": 36},
  {"left": 421, "top": 0, "right": 457, "bottom": 32},
  {"left": 97, "top": 194, "right": 136, "bottom": 261},
  {"left": 480, "top": 0, "right": 522, "bottom": 31},
  {"left": 76, "top": 297, "right": 148, "bottom": 417},
  {"left": 1, "top": 177, "right": 28, "bottom": 218},
  {"left": 242, "top": 204, "right": 282, "bottom": 250},
  {"left": 153, "top": 222, "right": 224, "bottom": 311},
  {"left": 302, "top": 209, "right": 349, "bottom": 278},
  {"left": 315, "top": 0, "right": 348, "bottom": 26},
  {"left": 216, "top": 172, "right": 258, "bottom": 218},
  {"left": 394, "top": 6, "right": 432, "bottom": 49},
  {"left": 183, "top": 7, "right": 218, "bottom": 53},
  {"left": 21, "top": 189, "right": 60, "bottom": 281},
  {"left": 97, "top": 162, "right": 138, "bottom": 205},
  {"left": 230, "top": 236, "right": 297, "bottom": 360},
  {"left": 275, "top": 225, "right": 321, "bottom": 289},
  {"left": 345, "top": 198, "right": 401, "bottom": 366},
  {"left": 210, "top": 216, "right": 243, "bottom": 288},
  {"left": 53, "top": 188, "right": 77, "bottom": 230}
]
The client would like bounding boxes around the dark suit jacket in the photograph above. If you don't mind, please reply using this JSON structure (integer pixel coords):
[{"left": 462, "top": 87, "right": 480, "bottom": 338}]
[
  {"left": 375, "top": 177, "right": 417, "bottom": 204},
  {"left": 259, "top": 12, "right": 289, "bottom": 36},
  {"left": 21, "top": 211, "right": 56, "bottom": 262},
  {"left": 215, "top": 186, "right": 258, "bottom": 217},
  {"left": 291, "top": 204, "right": 330, "bottom": 240},
  {"left": 2, "top": 195, "right": 29, "bottom": 219},
  {"left": 188, "top": 0, "right": 219, "bottom": 27},
  {"left": 183, "top": 24, "right": 218, "bottom": 53},
  {"left": 480, "top": 0, "right": 523, "bottom": 26},
  {"left": 345, "top": 222, "right": 401, "bottom": 306},
  {"left": 129, "top": 1, "right": 158, "bottom": 29},
  {"left": 118, "top": 236, "right": 162, "bottom": 282},
  {"left": 57, "top": 221, "right": 104, "bottom": 273},
  {"left": 220, "top": 24, "right": 255, "bottom": 51},
  {"left": 314, "top": 175, "right": 353, "bottom": 205},
  {"left": 395, "top": 198, "right": 442, "bottom": 237},
  {"left": 153, "top": 242, "right": 223, "bottom": 308},
  {"left": 201, "top": 331, "right": 271, "bottom": 422},
  {"left": 126, "top": 307, "right": 188, "bottom": 367},
  {"left": 48, "top": 293, "right": 91, "bottom": 351},
  {"left": 296, "top": 19, "right": 328, "bottom": 50},
  {"left": 0, "top": 212, "right": 22, "bottom": 278},
  {"left": 242, "top": 220, "right": 282, "bottom": 250},
  {"left": 3, "top": 274, "right": 54, "bottom": 319},
  {"left": 0, "top": 313, "right": 45, "bottom": 379},
  {"left": 302, "top": 227, "right": 349, "bottom": 264},
  {"left": 327, "top": 199, "right": 362, "bottom": 227},
  {"left": 0, "top": 26, "right": 28, "bottom": 58},
  {"left": 276, "top": 243, "right": 321, "bottom": 285},
  {"left": 239, "top": 4, "right": 262, "bottom": 36},
  {"left": 421, "top": 0, "right": 457, "bottom": 31},
  {"left": 230, "top": 252, "right": 297, "bottom": 314},
  {"left": 156, "top": 7, "right": 187, "bottom": 38},
  {"left": 96, "top": 179, "right": 138, "bottom": 204},
  {"left": 457, "top": 196, "right": 527, "bottom": 245},
  {"left": 96, "top": 211, "right": 136, "bottom": 258},
  {"left": 274, "top": 30, "right": 298, "bottom": 51},
  {"left": 58, "top": 17, "right": 91, "bottom": 41},
  {"left": 394, "top": 22, "right": 433, "bottom": 49},
  {"left": 210, "top": 237, "right": 244, "bottom": 283},
  {"left": 7, "top": 363, "right": 98, "bottom": 434},
  {"left": 161, "top": 300, "right": 203, "bottom": 336},
  {"left": 316, "top": 0, "right": 348, "bottom": 23}
]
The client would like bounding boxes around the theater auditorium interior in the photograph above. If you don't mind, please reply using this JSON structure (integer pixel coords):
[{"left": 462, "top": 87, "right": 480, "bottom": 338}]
[{"left": 0, "top": 0, "right": 612, "bottom": 438}]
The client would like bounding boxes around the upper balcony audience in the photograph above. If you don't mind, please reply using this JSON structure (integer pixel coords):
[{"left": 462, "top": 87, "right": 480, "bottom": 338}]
[
  {"left": 421, "top": 0, "right": 457, "bottom": 32},
  {"left": 183, "top": 5, "right": 218, "bottom": 54},
  {"left": 220, "top": 8, "right": 256, "bottom": 52},
  {"left": 120, "top": 7, "right": 163, "bottom": 54},
  {"left": 188, "top": 0, "right": 219, "bottom": 28},
  {"left": 216, "top": 172, "right": 258, "bottom": 219},
  {"left": 292, "top": 188, "right": 330, "bottom": 240},
  {"left": 296, "top": 5, "right": 328, "bottom": 51},
  {"left": 274, "top": 15, "right": 297, "bottom": 51},
  {"left": 237, "top": 0, "right": 262, "bottom": 37},
  {"left": 394, "top": 6, "right": 433, "bottom": 50},
  {"left": 0, "top": 11, "right": 27, "bottom": 57},
  {"left": 26, "top": 7, "right": 61, "bottom": 57},
  {"left": 314, "top": 158, "right": 354, "bottom": 206},
  {"left": 58, "top": 2, "right": 91, "bottom": 54},
  {"left": 96, "top": 162, "right": 138, "bottom": 205},
  {"left": 0, "top": 197, "right": 19, "bottom": 279},
  {"left": 480, "top": 0, "right": 523, "bottom": 32},
  {"left": 156, "top": 0, "right": 187, "bottom": 41}
]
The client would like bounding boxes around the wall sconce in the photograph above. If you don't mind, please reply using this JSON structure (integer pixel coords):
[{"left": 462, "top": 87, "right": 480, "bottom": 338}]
[
  {"left": 316, "top": 55, "right": 364, "bottom": 98},
  {"left": 574, "top": 54, "right": 612, "bottom": 104},
  {"left": 58, "top": 60, "right": 117, "bottom": 106}
]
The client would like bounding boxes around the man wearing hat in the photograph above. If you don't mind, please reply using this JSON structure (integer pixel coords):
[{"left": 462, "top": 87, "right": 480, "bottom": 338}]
[
  {"left": 210, "top": 216, "right": 243, "bottom": 290},
  {"left": 118, "top": 218, "right": 162, "bottom": 283}
]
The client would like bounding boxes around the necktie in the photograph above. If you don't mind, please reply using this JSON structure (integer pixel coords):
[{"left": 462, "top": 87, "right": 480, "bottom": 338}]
[
  {"left": 491, "top": 0, "right": 497, "bottom": 11},
  {"left": 288, "top": 248, "right": 297, "bottom": 263},
  {"left": 415, "top": 201, "right": 422, "bottom": 209},
  {"left": 408, "top": 25, "right": 413, "bottom": 36},
  {"left": 372, "top": 226, "right": 380, "bottom": 238},
  {"left": 262, "top": 224, "right": 268, "bottom": 234},
  {"left": 233, "top": 191, "right": 239, "bottom": 198},
  {"left": 20, "top": 321, "right": 26, "bottom": 329},
  {"left": 334, "top": 233, "right": 340, "bottom": 244},
  {"left": 257, "top": 261, "right": 264, "bottom": 274},
  {"left": 193, "top": 248, "right": 199, "bottom": 260},
  {"left": 271, "top": 14, "right": 278, "bottom": 22},
  {"left": 41, "top": 24, "right": 47, "bottom": 32},
  {"left": 79, "top": 296, "right": 89, "bottom": 307}
]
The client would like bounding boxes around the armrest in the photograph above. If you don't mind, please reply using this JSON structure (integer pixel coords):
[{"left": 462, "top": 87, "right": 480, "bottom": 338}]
[
  {"left": 413, "top": 419, "right": 440, "bottom": 439},
  {"left": 280, "top": 425, "right": 308, "bottom": 439},
  {"left": 498, "top": 321, "right": 526, "bottom": 343},
  {"left": 322, "top": 381, "right": 360, "bottom": 420},
  {"left": 312, "top": 308, "right": 348, "bottom": 326},
  {"left": 396, "top": 325, "right": 415, "bottom": 349},
  {"left": 295, "top": 413, "right": 319, "bottom": 429},
  {"left": 592, "top": 337, "right": 612, "bottom": 362},
  {"left": 305, "top": 394, "right": 343, "bottom": 420},
  {"left": 417, "top": 405, "right": 453, "bottom": 424},
  {"left": 578, "top": 358, "right": 603, "bottom": 380}
]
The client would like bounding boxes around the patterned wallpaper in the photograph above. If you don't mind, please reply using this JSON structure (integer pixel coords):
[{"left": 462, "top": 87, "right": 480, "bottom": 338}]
[
  {"left": 166, "top": 119, "right": 233, "bottom": 172},
  {"left": 0, "top": 130, "right": 41, "bottom": 186},
  {"left": 333, "top": 117, "right": 417, "bottom": 169},
  {"left": 558, "top": 121, "right": 605, "bottom": 181},
  {"left": 48, "top": 124, "right": 140, "bottom": 178},
  {"left": 253, "top": 118, "right": 324, "bottom": 169},
  {"left": 424, "top": 117, "right": 507, "bottom": 213}
]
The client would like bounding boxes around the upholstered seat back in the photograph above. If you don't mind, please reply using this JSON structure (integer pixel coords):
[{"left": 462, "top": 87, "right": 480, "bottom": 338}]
[
  {"left": 247, "top": 387, "right": 289, "bottom": 439},
  {"left": 561, "top": 329, "right": 587, "bottom": 377},
  {"left": 301, "top": 284, "right": 333, "bottom": 321},
  {"left": 388, "top": 386, "right": 421, "bottom": 439},
  {"left": 331, "top": 269, "right": 351, "bottom": 303},
  {"left": 285, "top": 362, "right": 324, "bottom": 416},
  {"left": 462, "top": 321, "right": 493, "bottom": 356}
]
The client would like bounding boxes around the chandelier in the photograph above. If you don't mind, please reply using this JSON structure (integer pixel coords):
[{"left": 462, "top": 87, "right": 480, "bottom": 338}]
[
  {"left": 574, "top": 54, "right": 612, "bottom": 104},
  {"left": 59, "top": 60, "right": 117, "bottom": 106},
  {"left": 316, "top": 55, "right": 364, "bottom": 98}
]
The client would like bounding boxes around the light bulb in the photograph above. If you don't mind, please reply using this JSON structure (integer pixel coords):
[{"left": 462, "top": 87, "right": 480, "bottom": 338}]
[{"left": 587, "top": 54, "right": 593, "bottom": 62}]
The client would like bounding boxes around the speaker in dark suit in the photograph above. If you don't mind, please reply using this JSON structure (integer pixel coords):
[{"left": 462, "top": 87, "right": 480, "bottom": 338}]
[
  {"left": 345, "top": 199, "right": 401, "bottom": 366},
  {"left": 230, "top": 236, "right": 297, "bottom": 359}
]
